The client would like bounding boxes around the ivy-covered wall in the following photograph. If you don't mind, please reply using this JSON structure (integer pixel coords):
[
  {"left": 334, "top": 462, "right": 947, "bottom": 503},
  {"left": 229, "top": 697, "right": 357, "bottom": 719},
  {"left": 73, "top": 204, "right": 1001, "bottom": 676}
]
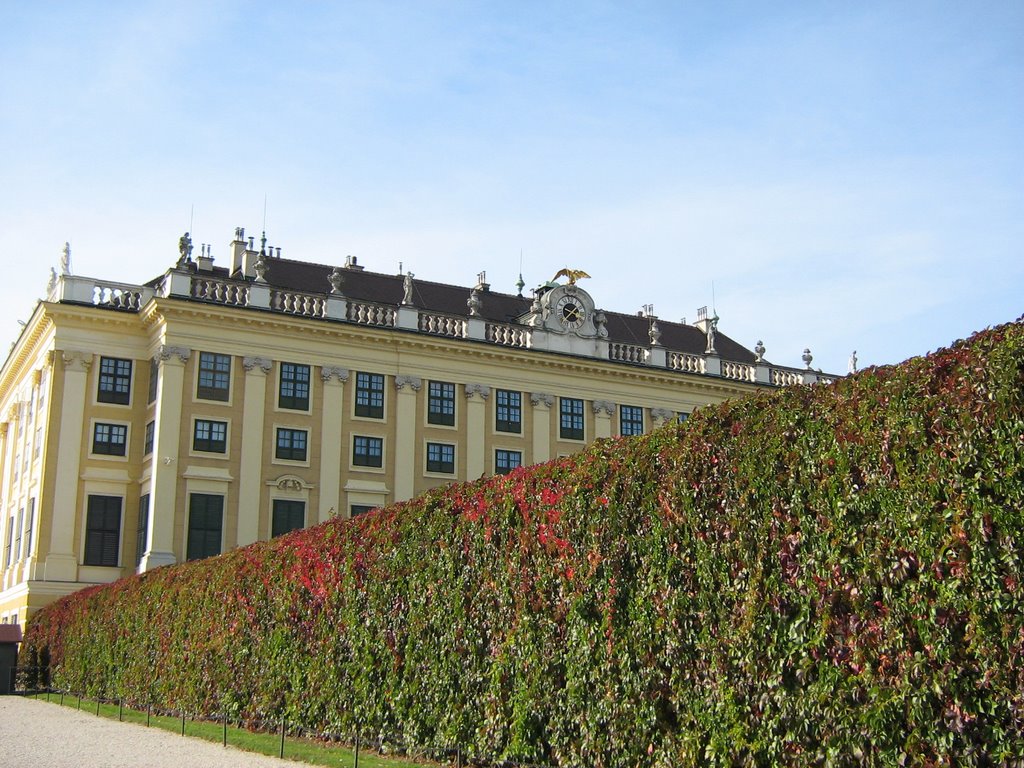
[{"left": 21, "top": 320, "right": 1024, "bottom": 766}]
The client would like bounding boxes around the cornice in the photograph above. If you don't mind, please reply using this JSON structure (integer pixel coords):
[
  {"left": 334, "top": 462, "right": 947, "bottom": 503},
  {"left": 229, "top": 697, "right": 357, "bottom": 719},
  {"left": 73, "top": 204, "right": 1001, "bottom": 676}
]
[
  {"left": 0, "top": 307, "right": 54, "bottom": 407},
  {"left": 143, "top": 295, "right": 761, "bottom": 397}
]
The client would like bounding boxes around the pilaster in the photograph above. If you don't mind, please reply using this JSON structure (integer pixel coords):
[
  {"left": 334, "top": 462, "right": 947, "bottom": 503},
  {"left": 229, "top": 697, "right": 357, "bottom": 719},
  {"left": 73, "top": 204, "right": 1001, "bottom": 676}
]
[
  {"left": 464, "top": 383, "right": 490, "bottom": 479},
  {"left": 530, "top": 392, "right": 553, "bottom": 463},
  {"left": 393, "top": 375, "right": 421, "bottom": 501},
  {"left": 592, "top": 400, "right": 615, "bottom": 439},
  {"left": 319, "top": 366, "right": 349, "bottom": 522},
  {"left": 236, "top": 356, "right": 271, "bottom": 546},
  {"left": 140, "top": 345, "right": 190, "bottom": 571},
  {"left": 43, "top": 350, "right": 91, "bottom": 582},
  {"left": 650, "top": 408, "right": 676, "bottom": 428}
]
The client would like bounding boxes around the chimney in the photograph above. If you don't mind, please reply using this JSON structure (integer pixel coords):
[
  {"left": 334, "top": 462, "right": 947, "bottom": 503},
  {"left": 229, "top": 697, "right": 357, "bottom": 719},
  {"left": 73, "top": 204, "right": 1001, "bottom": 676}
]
[
  {"left": 196, "top": 244, "right": 214, "bottom": 272},
  {"left": 345, "top": 255, "right": 364, "bottom": 271},
  {"left": 230, "top": 227, "right": 247, "bottom": 277}
]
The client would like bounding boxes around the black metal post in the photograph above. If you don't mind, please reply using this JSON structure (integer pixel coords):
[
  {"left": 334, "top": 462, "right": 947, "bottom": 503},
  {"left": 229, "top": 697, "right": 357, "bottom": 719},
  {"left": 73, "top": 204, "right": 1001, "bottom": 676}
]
[
  {"left": 457, "top": 747, "right": 463, "bottom": 768},
  {"left": 354, "top": 732, "right": 360, "bottom": 768},
  {"left": 118, "top": 698, "right": 123, "bottom": 722},
  {"left": 96, "top": 696, "right": 101, "bottom": 716},
  {"left": 181, "top": 711, "right": 186, "bottom": 736},
  {"left": 147, "top": 702, "right": 151, "bottom": 727},
  {"left": 77, "top": 692, "right": 82, "bottom": 710},
  {"left": 60, "top": 690, "right": 64, "bottom": 706},
  {"left": 279, "top": 717, "right": 286, "bottom": 759},
  {"left": 223, "top": 711, "right": 228, "bottom": 747}
]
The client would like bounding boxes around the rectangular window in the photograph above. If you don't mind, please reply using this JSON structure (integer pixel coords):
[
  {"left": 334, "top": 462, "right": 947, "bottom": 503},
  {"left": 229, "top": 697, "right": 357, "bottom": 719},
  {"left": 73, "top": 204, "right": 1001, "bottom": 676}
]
[
  {"left": 92, "top": 423, "right": 128, "bottom": 456},
  {"left": 677, "top": 412, "right": 689, "bottom": 423},
  {"left": 98, "top": 357, "right": 132, "bottom": 404},
  {"left": 495, "top": 449, "right": 523, "bottom": 475},
  {"left": 426, "top": 442, "right": 455, "bottom": 474},
  {"left": 193, "top": 419, "right": 228, "bottom": 453},
  {"left": 144, "top": 421, "right": 155, "bottom": 455},
  {"left": 23, "top": 500, "right": 34, "bottom": 561},
  {"left": 84, "top": 495, "right": 122, "bottom": 567},
  {"left": 279, "top": 363, "right": 311, "bottom": 410},
  {"left": 135, "top": 494, "right": 150, "bottom": 567},
  {"left": 354, "top": 372, "right": 385, "bottom": 418},
  {"left": 559, "top": 397, "right": 585, "bottom": 441},
  {"left": 197, "top": 352, "right": 231, "bottom": 401},
  {"left": 272, "top": 499, "right": 306, "bottom": 537},
  {"left": 38, "top": 367, "right": 48, "bottom": 409},
  {"left": 187, "top": 493, "right": 223, "bottom": 561},
  {"left": 350, "top": 505, "right": 375, "bottom": 517},
  {"left": 13, "top": 509, "right": 23, "bottom": 561},
  {"left": 620, "top": 405, "right": 644, "bottom": 436},
  {"left": 275, "top": 428, "right": 308, "bottom": 461},
  {"left": 352, "top": 435, "right": 383, "bottom": 467},
  {"left": 496, "top": 389, "right": 522, "bottom": 433},
  {"left": 3, "top": 517, "right": 12, "bottom": 568},
  {"left": 427, "top": 381, "right": 456, "bottom": 426},
  {"left": 148, "top": 357, "right": 159, "bottom": 404}
]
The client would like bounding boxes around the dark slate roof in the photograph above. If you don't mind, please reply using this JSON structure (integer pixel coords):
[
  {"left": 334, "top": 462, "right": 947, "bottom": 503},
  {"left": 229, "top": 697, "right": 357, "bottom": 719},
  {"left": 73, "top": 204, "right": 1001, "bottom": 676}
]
[{"left": 176, "top": 257, "right": 758, "bottom": 363}]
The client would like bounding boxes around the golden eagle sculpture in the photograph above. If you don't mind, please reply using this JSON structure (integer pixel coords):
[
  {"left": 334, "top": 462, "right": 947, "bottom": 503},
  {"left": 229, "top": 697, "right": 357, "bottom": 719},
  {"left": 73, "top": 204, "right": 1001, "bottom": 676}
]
[{"left": 552, "top": 268, "right": 591, "bottom": 285}]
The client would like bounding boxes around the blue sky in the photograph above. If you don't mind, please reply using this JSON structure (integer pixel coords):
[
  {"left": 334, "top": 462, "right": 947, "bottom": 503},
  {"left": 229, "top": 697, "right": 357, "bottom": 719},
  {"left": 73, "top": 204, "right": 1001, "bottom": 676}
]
[{"left": 2, "top": 1, "right": 1021, "bottom": 374}]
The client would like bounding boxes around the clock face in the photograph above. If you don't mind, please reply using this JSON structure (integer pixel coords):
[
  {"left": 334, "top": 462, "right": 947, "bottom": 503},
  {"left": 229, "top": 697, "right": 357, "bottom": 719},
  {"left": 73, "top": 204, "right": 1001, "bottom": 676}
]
[{"left": 555, "top": 294, "right": 586, "bottom": 330}]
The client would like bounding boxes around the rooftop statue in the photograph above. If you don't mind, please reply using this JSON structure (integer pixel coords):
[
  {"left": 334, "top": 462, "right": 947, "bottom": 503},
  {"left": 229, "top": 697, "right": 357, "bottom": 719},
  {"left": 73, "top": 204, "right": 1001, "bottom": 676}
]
[
  {"left": 551, "top": 267, "right": 591, "bottom": 286},
  {"left": 178, "top": 232, "right": 193, "bottom": 266}
]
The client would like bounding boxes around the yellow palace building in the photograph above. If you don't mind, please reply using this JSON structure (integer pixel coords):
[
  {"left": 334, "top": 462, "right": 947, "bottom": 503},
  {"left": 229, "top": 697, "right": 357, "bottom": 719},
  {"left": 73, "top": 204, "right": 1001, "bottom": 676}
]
[{"left": 0, "top": 228, "right": 834, "bottom": 627}]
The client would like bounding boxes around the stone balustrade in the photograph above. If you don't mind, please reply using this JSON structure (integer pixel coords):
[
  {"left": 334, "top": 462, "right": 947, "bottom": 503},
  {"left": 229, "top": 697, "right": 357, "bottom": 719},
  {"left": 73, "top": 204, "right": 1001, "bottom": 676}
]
[
  {"left": 721, "top": 360, "right": 756, "bottom": 382},
  {"left": 191, "top": 277, "right": 248, "bottom": 306},
  {"left": 271, "top": 290, "right": 326, "bottom": 318},
  {"left": 55, "top": 270, "right": 835, "bottom": 388},
  {"left": 347, "top": 300, "right": 396, "bottom": 327},
  {"left": 668, "top": 351, "right": 705, "bottom": 374},
  {"left": 419, "top": 312, "right": 467, "bottom": 338},
  {"left": 486, "top": 323, "right": 531, "bottom": 349},
  {"left": 52, "top": 275, "right": 153, "bottom": 311},
  {"left": 609, "top": 342, "right": 649, "bottom": 364}
]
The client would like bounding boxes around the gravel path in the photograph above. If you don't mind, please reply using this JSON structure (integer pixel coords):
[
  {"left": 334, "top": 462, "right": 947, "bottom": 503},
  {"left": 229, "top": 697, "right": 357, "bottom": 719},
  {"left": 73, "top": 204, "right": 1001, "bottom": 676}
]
[{"left": 0, "top": 696, "right": 307, "bottom": 767}]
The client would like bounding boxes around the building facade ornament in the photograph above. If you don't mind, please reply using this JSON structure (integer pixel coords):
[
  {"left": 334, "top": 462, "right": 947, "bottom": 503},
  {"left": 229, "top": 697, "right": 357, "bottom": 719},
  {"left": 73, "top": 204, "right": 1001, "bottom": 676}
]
[
  {"left": 178, "top": 232, "right": 193, "bottom": 265},
  {"left": 464, "top": 383, "right": 491, "bottom": 400},
  {"left": 254, "top": 252, "right": 268, "bottom": 282},
  {"left": 530, "top": 392, "right": 554, "bottom": 408},
  {"left": 649, "top": 318, "right": 662, "bottom": 346},
  {"left": 62, "top": 350, "right": 93, "bottom": 372},
  {"left": 467, "top": 288, "right": 482, "bottom": 317},
  {"left": 320, "top": 365, "right": 350, "bottom": 383},
  {"left": 754, "top": 340, "right": 766, "bottom": 363},
  {"left": 849, "top": 350, "right": 858, "bottom": 374},
  {"left": 593, "top": 309, "right": 608, "bottom": 338},
  {"left": 705, "top": 314, "right": 718, "bottom": 355},
  {"left": 650, "top": 407, "right": 675, "bottom": 424},
  {"left": 394, "top": 374, "right": 422, "bottom": 392},
  {"left": 242, "top": 356, "right": 272, "bottom": 374},
  {"left": 803, "top": 348, "right": 814, "bottom": 369},
  {"left": 401, "top": 272, "right": 415, "bottom": 305},
  {"left": 328, "top": 267, "right": 345, "bottom": 295},
  {"left": 592, "top": 400, "right": 616, "bottom": 417},
  {"left": 158, "top": 345, "right": 191, "bottom": 364}
]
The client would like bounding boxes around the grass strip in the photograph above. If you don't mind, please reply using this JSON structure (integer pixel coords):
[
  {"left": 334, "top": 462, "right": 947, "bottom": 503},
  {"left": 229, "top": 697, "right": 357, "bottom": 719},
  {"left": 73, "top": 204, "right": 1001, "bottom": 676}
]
[{"left": 29, "top": 693, "right": 438, "bottom": 768}]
